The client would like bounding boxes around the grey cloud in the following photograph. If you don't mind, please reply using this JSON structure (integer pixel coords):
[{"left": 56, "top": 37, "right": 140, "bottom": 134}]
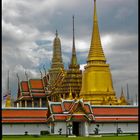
[{"left": 2, "top": 0, "right": 138, "bottom": 103}]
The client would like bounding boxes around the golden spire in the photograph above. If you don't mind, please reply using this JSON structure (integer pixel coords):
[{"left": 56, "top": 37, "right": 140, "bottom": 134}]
[
  {"left": 119, "top": 87, "right": 127, "bottom": 105},
  {"left": 67, "top": 86, "right": 73, "bottom": 100},
  {"left": 5, "top": 95, "right": 11, "bottom": 107},
  {"left": 69, "top": 16, "right": 79, "bottom": 69},
  {"left": 120, "top": 87, "right": 125, "bottom": 99},
  {"left": 87, "top": 0, "right": 106, "bottom": 63},
  {"left": 52, "top": 30, "right": 64, "bottom": 67}
]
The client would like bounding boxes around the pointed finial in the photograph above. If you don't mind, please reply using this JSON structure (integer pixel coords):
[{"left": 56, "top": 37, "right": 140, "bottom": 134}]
[
  {"left": 121, "top": 86, "right": 124, "bottom": 96},
  {"left": 69, "top": 14, "right": 78, "bottom": 67},
  {"left": 7, "top": 70, "right": 10, "bottom": 93},
  {"left": 55, "top": 30, "right": 58, "bottom": 37},
  {"left": 67, "top": 85, "right": 73, "bottom": 100},
  {"left": 126, "top": 83, "right": 129, "bottom": 100},
  {"left": 16, "top": 73, "right": 20, "bottom": 82},
  {"left": 39, "top": 69, "right": 43, "bottom": 78},
  {"left": 72, "top": 15, "right": 75, "bottom": 48},
  {"left": 25, "top": 71, "right": 28, "bottom": 80},
  {"left": 43, "top": 65, "right": 47, "bottom": 76}
]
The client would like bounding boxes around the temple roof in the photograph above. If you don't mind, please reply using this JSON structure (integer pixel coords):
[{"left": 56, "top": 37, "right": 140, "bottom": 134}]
[
  {"left": 2, "top": 108, "right": 48, "bottom": 123},
  {"left": 16, "top": 78, "right": 47, "bottom": 101},
  {"left": 47, "top": 99, "right": 95, "bottom": 122},
  {"left": 2, "top": 104, "right": 138, "bottom": 123}
]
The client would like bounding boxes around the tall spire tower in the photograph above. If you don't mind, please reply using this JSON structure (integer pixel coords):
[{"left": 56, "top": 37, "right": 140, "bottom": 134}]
[
  {"left": 87, "top": 0, "right": 106, "bottom": 63},
  {"left": 49, "top": 31, "right": 64, "bottom": 84},
  {"left": 80, "top": 0, "right": 118, "bottom": 105},
  {"left": 50, "top": 16, "right": 82, "bottom": 101},
  {"left": 69, "top": 16, "right": 79, "bottom": 69}
]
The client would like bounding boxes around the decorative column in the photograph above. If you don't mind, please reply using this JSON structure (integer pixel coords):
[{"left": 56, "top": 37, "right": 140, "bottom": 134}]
[
  {"left": 84, "top": 122, "right": 89, "bottom": 136},
  {"left": 25, "top": 100, "right": 27, "bottom": 107},
  {"left": 32, "top": 100, "right": 34, "bottom": 107},
  {"left": 19, "top": 101, "right": 22, "bottom": 107},
  {"left": 39, "top": 98, "right": 42, "bottom": 107}
]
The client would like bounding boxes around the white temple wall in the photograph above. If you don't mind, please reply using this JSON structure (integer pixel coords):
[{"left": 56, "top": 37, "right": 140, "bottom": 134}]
[
  {"left": 117, "top": 123, "right": 138, "bottom": 133},
  {"left": 53, "top": 122, "right": 67, "bottom": 135},
  {"left": 2, "top": 124, "right": 50, "bottom": 135},
  {"left": 2, "top": 122, "right": 138, "bottom": 135}
]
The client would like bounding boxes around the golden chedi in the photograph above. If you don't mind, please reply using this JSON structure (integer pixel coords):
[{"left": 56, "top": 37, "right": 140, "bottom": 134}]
[{"left": 80, "top": 0, "right": 119, "bottom": 105}]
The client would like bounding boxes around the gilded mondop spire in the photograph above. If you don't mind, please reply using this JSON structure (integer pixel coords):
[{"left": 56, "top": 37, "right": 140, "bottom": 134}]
[
  {"left": 49, "top": 31, "right": 64, "bottom": 84},
  {"left": 69, "top": 16, "right": 79, "bottom": 69},
  {"left": 51, "top": 30, "right": 64, "bottom": 69},
  {"left": 87, "top": 0, "right": 106, "bottom": 63}
]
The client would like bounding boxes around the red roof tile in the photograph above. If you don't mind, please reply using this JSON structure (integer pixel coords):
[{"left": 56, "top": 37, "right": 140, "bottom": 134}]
[
  {"left": 95, "top": 117, "right": 138, "bottom": 122},
  {"left": 21, "top": 81, "right": 29, "bottom": 92},
  {"left": 92, "top": 107, "right": 138, "bottom": 116},
  {"left": 51, "top": 104, "right": 63, "bottom": 114},
  {"left": 53, "top": 116, "right": 67, "bottom": 121},
  {"left": 70, "top": 115, "right": 88, "bottom": 121},
  {"left": 2, "top": 109, "right": 48, "bottom": 118},
  {"left": 2, "top": 119, "right": 47, "bottom": 123},
  {"left": 29, "top": 79, "right": 44, "bottom": 89}
]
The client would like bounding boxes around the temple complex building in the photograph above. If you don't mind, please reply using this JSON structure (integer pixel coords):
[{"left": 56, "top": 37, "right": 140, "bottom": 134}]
[
  {"left": 14, "top": 78, "right": 48, "bottom": 107},
  {"left": 2, "top": 0, "right": 138, "bottom": 136},
  {"left": 13, "top": 0, "right": 128, "bottom": 107}
]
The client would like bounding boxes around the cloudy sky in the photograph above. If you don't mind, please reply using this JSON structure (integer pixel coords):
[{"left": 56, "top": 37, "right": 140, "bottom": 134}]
[{"left": 2, "top": 0, "right": 138, "bottom": 105}]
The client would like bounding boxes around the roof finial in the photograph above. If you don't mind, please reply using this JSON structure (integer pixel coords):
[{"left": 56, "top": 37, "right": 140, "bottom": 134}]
[
  {"left": 55, "top": 30, "right": 58, "bottom": 37},
  {"left": 7, "top": 70, "right": 10, "bottom": 94},
  {"left": 25, "top": 71, "right": 28, "bottom": 81},
  {"left": 121, "top": 86, "right": 124, "bottom": 97},
  {"left": 43, "top": 65, "right": 47, "bottom": 76},
  {"left": 39, "top": 69, "right": 43, "bottom": 79}
]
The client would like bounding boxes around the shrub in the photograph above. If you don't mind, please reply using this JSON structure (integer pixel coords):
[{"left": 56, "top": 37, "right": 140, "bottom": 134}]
[{"left": 40, "top": 130, "right": 50, "bottom": 135}]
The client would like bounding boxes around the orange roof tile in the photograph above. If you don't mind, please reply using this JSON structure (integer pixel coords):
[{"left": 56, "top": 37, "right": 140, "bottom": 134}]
[
  {"left": 29, "top": 79, "right": 44, "bottom": 89},
  {"left": 2, "top": 119, "right": 47, "bottom": 123},
  {"left": 51, "top": 104, "right": 63, "bottom": 114},
  {"left": 2, "top": 109, "right": 48, "bottom": 118},
  {"left": 21, "top": 81, "right": 29, "bottom": 92},
  {"left": 92, "top": 107, "right": 138, "bottom": 116},
  {"left": 54, "top": 116, "right": 67, "bottom": 121},
  {"left": 71, "top": 115, "right": 88, "bottom": 121},
  {"left": 95, "top": 117, "right": 138, "bottom": 122}
]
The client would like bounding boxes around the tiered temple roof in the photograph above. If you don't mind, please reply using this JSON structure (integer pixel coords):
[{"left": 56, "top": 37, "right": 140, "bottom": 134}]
[{"left": 2, "top": 101, "right": 138, "bottom": 123}]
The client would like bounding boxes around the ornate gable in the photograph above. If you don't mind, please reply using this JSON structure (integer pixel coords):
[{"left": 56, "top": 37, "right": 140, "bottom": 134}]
[
  {"left": 69, "top": 100, "right": 86, "bottom": 115},
  {"left": 47, "top": 99, "right": 95, "bottom": 122}
]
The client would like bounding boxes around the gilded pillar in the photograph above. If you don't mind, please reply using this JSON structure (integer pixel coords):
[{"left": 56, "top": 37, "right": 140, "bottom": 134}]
[
  {"left": 25, "top": 100, "right": 27, "bottom": 107},
  {"left": 19, "top": 101, "right": 22, "bottom": 107},
  {"left": 32, "top": 100, "right": 34, "bottom": 107},
  {"left": 39, "top": 98, "right": 42, "bottom": 107}
]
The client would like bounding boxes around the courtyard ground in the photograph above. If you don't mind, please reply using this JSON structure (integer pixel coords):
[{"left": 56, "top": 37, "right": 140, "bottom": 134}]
[{"left": 2, "top": 135, "right": 138, "bottom": 140}]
